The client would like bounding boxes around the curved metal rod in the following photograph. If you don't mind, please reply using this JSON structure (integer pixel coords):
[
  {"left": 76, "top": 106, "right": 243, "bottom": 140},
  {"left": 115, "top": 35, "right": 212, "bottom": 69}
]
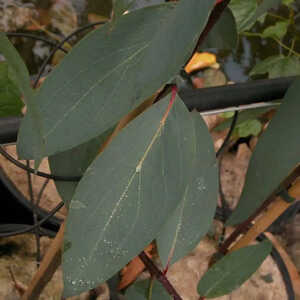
[{"left": 5, "top": 32, "right": 68, "bottom": 53}]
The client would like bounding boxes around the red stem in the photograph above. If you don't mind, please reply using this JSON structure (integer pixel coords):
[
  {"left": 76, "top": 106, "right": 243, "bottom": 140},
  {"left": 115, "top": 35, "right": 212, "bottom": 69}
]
[{"left": 139, "top": 251, "right": 183, "bottom": 300}]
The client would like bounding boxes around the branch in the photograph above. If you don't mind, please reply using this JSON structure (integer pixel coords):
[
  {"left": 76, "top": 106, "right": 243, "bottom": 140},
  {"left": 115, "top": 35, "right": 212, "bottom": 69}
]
[
  {"left": 229, "top": 178, "right": 300, "bottom": 253},
  {"left": 219, "top": 165, "right": 300, "bottom": 254},
  {"left": 138, "top": 251, "right": 183, "bottom": 300}
]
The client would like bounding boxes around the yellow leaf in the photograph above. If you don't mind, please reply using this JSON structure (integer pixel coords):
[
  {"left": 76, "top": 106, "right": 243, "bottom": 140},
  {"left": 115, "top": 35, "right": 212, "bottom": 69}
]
[{"left": 184, "top": 52, "right": 216, "bottom": 74}]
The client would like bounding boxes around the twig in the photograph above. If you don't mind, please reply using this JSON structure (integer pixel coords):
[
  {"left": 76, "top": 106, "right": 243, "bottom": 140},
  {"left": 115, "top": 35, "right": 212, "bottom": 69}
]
[
  {"left": 138, "top": 251, "right": 182, "bottom": 300},
  {"left": 229, "top": 178, "right": 300, "bottom": 253},
  {"left": 26, "top": 161, "right": 40, "bottom": 267},
  {"left": 21, "top": 222, "right": 65, "bottom": 300},
  {"left": 220, "top": 165, "right": 300, "bottom": 254}
]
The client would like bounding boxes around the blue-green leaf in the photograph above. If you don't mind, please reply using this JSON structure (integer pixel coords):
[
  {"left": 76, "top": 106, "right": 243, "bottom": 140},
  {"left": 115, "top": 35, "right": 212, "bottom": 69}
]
[
  {"left": 157, "top": 112, "right": 218, "bottom": 267},
  {"left": 227, "top": 78, "right": 300, "bottom": 225},
  {"left": 17, "top": 1, "right": 214, "bottom": 160},
  {"left": 201, "top": 8, "right": 238, "bottom": 50},
  {"left": 63, "top": 94, "right": 196, "bottom": 296},
  {"left": 198, "top": 241, "right": 272, "bottom": 298},
  {"left": 48, "top": 127, "right": 113, "bottom": 205}
]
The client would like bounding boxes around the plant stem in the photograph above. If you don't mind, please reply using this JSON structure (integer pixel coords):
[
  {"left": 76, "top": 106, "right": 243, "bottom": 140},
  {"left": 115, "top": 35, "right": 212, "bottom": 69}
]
[
  {"left": 241, "top": 31, "right": 262, "bottom": 38},
  {"left": 267, "top": 12, "right": 288, "bottom": 22},
  {"left": 147, "top": 277, "right": 154, "bottom": 300},
  {"left": 220, "top": 165, "right": 300, "bottom": 254},
  {"left": 273, "top": 38, "right": 300, "bottom": 58},
  {"left": 139, "top": 251, "right": 183, "bottom": 300}
]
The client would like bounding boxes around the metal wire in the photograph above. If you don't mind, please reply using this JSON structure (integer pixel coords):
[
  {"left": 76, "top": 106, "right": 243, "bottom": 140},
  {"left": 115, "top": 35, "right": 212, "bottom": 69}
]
[
  {"left": 5, "top": 32, "right": 68, "bottom": 53},
  {"left": 0, "top": 146, "right": 81, "bottom": 181},
  {"left": 0, "top": 200, "right": 64, "bottom": 237}
]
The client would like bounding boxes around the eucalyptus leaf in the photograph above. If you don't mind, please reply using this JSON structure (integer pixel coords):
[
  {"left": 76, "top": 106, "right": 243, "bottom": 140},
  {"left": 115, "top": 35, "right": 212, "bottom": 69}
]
[
  {"left": 201, "top": 8, "right": 238, "bottom": 50},
  {"left": 63, "top": 94, "right": 196, "bottom": 296},
  {"left": 227, "top": 78, "right": 300, "bottom": 225},
  {"left": 0, "top": 62, "right": 24, "bottom": 117},
  {"left": 0, "top": 33, "right": 44, "bottom": 166},
  {"left": 198, "top": 241, "right": 272, "bottom": 298},
  {"left": 125, "top": 280, "right": 171, "bottom": 299},
  {"left": 157, "top": 112, "right": 218, "bottom": 267},
  {"left": 18, "top": 1, "right": 214, "bottom": 160},
  {"left": 48, "top": 127, "right": 113, "bottom": 205}
]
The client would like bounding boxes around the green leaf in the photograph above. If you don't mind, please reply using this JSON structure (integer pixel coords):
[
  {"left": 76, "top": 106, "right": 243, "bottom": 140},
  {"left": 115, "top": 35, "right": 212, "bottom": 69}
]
[
  {"left": 229, "top": 0, "right": 257, "bottom": 32},
  {"left": 214, "top": 106, "right": 277, "bottom": 132},
  {"left": 125, "top": 280, "right": 171, "bottom": 299},
  {"left": 250, "top": 55, "right": 300, "bottom": 78},
  {"left": 157, "top": 112, "right": 218, "bottom": 267},
  {"left": 247, "top": 0, "right": 281, "bottom": 28},
  {"left": 0, "top": 33, "right": 44, "bottom": 166},
  {"left": 198, "top": 241, "right": 272, "bottom": 298},
  {"left": 0, "top": 34, "right": 32, "bottom": 102},
  {"left": 63, "top": 94, "right": 196, "bottom": 296},
  {"left": 17, "top": 1, "right": 214, "bottom": 160},
  {"left": 0, "top": 62, "right": 24, "bottom": 117},
  {"left": 229, "top": 0, "right": 281, "bottom": 32},
  {"left": 201, "top": 8, "right": 238, "bottom": 50},
  {"left": 282, "top": 0, "right": 294, "bottom": 6},
  {"left": 237, "top": 119, "right": 262, "bottom": 138},
  {"left": 227, "top": 78, "right": 300, "bottom": 225},
  {"left": 262, "top": 21, "right": 289, "bottom": 40},
  {"left": 48, "top": 127, "right": 113, "bottom": 205}
]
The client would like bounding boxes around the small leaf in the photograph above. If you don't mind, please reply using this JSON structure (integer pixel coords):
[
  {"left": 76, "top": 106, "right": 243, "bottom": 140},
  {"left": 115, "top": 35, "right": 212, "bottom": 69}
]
[
  {"left": 215, "top": 106, "right": 277, "bottom": 132},
  {"left": 227, "top": 78, "right": 300, "bottom": 225},
  {"left": 198, "top": 241, "right": 272, "bottom": 298},
  {"left": 262, "top": 21, "right": 289, "bottom": 40},
  {"left": 157, "top": 112, "right": 218, "bottom": 267},
  {"left": 0, "top": 62, "right": 24, "bottom": 117},
  {"left": 250, "top": 55, "right": 300, "bottom": 78},
  {"left": 63, "top": 94, "right": 196, "bottom": 296},
  {"left": 0, "top": 33, "right": 44, "bottom": 166},
  {"left": 230, "top": 0, "right": 281, "bottom": 32},
  {"left": 18, "top": 0, "right": 214, "bottom": 160},
  {"left": 237, "top": 119, "right": 262, "bottom": 138},
  {"left": 125, "top": 280, "right": 171, "bottom": 299}
]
